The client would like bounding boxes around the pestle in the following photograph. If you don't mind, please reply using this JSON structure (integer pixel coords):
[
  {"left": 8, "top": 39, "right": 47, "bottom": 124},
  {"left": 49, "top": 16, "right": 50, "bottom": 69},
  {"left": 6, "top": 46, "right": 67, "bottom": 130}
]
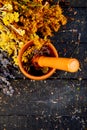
[{"left": 33, "top": 56, "right": 79, "bottom": 73}]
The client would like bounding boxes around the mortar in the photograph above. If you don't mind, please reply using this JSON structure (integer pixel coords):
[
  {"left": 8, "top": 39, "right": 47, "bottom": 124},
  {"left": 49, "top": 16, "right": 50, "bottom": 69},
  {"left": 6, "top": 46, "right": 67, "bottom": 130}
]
[{"left": 18, "top": 41, "right": 79, "bottom": 80}]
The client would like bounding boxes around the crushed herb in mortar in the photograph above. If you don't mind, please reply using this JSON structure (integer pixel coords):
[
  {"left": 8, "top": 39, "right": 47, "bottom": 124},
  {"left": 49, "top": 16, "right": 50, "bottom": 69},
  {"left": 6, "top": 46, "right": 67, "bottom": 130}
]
[{"left": 22, "top": 40, "right": 55, "bottom": 76}]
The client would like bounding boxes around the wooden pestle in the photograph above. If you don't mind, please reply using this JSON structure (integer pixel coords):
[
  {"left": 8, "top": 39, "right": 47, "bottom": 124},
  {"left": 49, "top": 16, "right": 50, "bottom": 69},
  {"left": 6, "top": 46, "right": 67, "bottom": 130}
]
[{"left": 33, "top": 56, "right": 79, "bottom": 72}]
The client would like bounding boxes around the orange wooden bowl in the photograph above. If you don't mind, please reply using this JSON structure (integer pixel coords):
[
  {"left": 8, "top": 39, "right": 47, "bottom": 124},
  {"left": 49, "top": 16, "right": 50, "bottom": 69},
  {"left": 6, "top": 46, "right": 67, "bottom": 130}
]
[{"left": 18, "top": 41, "right": 58, "bottom": 80}]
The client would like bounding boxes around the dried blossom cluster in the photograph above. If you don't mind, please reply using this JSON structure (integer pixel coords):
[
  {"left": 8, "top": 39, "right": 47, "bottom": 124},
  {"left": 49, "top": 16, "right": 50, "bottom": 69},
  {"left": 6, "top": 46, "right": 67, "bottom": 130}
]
[{"left": 0, "top": 0, "right": 67, "bottom": 65}]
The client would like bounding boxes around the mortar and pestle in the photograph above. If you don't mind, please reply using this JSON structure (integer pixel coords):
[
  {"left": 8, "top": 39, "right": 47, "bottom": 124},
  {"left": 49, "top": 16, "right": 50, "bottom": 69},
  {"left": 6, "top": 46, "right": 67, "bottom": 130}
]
[{"left": 18, "top": 41, "right": 79, "bottom": 80}]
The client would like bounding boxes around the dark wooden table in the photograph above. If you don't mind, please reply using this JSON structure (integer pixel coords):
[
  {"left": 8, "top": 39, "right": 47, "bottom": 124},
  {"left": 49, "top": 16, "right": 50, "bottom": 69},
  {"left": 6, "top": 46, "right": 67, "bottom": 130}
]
[{"left": 0, "top": 1, "right": 87, "bottom": 130}]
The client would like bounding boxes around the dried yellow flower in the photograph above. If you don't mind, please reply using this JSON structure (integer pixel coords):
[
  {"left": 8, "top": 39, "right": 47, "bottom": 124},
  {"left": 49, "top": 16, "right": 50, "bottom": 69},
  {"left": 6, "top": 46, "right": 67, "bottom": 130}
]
[{"left": 0, "top": 0, "right": 67, "bottom": 65}]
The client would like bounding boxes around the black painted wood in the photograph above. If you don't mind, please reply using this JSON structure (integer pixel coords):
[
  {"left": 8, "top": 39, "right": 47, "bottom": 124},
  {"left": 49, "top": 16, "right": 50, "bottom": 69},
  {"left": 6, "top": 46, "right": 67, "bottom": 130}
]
[
  {"left": 0, "top": 115, "right": 87, "bottom": 130},
  {"left": 0, "top": 79, "right": 87, "bottom": 116},
  {"left": 59, "top": 0, "right": 87, "bottom": 7},
  {"left": 0, "top": 79, "right": 87, "bottom": 129},
  {"left": 69, "top": 0, "right": 87, "bottom": 7}
]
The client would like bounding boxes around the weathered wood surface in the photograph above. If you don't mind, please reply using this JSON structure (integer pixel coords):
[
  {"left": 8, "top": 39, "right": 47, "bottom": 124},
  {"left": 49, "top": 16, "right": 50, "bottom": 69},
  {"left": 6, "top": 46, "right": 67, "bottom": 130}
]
[
  {"left": 70, "top": 0, "right": 87, "bottom": 7},
  {"left": 60, "top": 0, "right": 87, "bottom": 7},
  {"left": 0, "top": 79, "right": 87, "bottom": 129},
  {"left": 0, "top": 4, "right": 87, "bottom": 130},
  {"left": 0, "top": 79, "right": 87, "bottom": 115}
]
